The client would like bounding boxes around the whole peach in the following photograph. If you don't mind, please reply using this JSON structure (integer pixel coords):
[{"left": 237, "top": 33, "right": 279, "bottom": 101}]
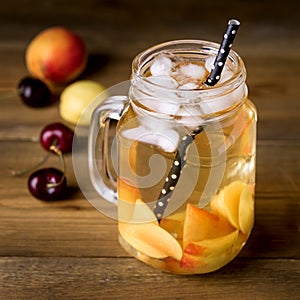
[{"left": 26, "top": 27, "right": 87, "bottom": 84}]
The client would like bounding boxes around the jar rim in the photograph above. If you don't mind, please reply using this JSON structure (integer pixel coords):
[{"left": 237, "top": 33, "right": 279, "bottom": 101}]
[
  {"left": 130, "top": 39, "right": 247, "bottom": 119},
  {"left": 132, "top": 39, "right": 246, "bottom": 100}
]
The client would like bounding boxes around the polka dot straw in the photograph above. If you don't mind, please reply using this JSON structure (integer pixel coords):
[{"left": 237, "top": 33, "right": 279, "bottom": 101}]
[
  {"left": 206, "top": 19, "right": 240, "bottom": 86},
  {"left": 153, "top": 126, "right": 203, "bottom": 222},
  {"left": 153, "top": 20, "right": 241, "bottom": 222}
]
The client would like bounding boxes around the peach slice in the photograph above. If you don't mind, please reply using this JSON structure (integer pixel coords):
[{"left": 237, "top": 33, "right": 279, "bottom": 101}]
[
  {"left": 128, "top": 140, "right": 138, "bottom": 173},
  {"left": 180, "top": 230, "right": 239, "bottom": 273},
  {"left": 118, "top": 178, "right": 142, "bottom": 222},
  {"left": 210, "top": 181, "right": 254, "bottom": 234},
  {"left": 130, "top": 199, "right": 158, "bottom": 224},
  {"left": 160, "top": 210, "right": 185, "bottom": 239},
  {"left": 239, "top": 184, "right": 254, "bottom": 234},
  {"left": 119, "top": 222, "right": 182, "bottom": 260},
  {"left": 119, "top": 197, "right": 182, "bottom": 260},
  {"left": 184, "top": 230, "right": 239, "bottom": 256},
  {"left": 139, "top": 231, "right": 244, "bottom": 275},
  {"left": 210, "top": 181, "right": 246, "bottom": 228},
  {"left": 118, "top": 178, "right": 141, "bottom": 204},
  {"left": 118, "top": 182, "right": 158, "bottom": 224},
  {"left": 183, "top": 204, "right": 235, "bottom": 248}
]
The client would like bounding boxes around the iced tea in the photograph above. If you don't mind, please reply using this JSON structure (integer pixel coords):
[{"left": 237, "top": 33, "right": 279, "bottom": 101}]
[{"left": 117, "top": 40, "right": 256, "bottom": 274}]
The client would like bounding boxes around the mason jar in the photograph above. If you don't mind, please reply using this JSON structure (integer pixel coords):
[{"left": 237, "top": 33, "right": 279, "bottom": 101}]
[{"left": 89, "top": 40, "right": 257, "bottom": 274}]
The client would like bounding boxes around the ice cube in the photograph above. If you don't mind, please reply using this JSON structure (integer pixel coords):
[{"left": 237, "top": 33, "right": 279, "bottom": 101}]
[
  {"left": 199, "top": 99, "right": 229, "bottom": 115},
  {"left": 176, "top": 82, "right": 202, "bottom": 102},
  {"left": 138, "top": 75, "right": 180, "bottom": 114},
  {"left": 137, "top": 76, "right": 179, "bottom": 114},
  {"left": 157, "top": 129, "right": 179, "bottom": 152},
  {"left": 146, "top": 75, "right": 178, "bottom": 89},
  {"left": 155, "top": 101, "right": 179, "bottom": 115},
  {"left": 218, "top": 67, "right": 233, "bottom": 84},
  {"left": 121, "top": 126, "right": 179, "bottom": 153},
  {"left": 177, "top": 105, "right": 204, "bottom": 116},
  {"left": 179, "top": 82, "right": 198, "bottom": 90},
  {"left": 205, "top": 56, "right": 215, "bottom": 72},
  {"left": 176, "top": 105, "right": 204, "bottom": 127},
  {"left": 132, "top": 75, "right": 178, "bottom": 105},
  {"left": 200, "top": 89, "right": 243, "bottom": 114},
  {"left": 150, "top": 55, "right": 173, "bottom": 76},
  {"left": 138, "top": 97, "right": 179, "bottom": 115},
  {"left": 179, "top": 63, "right": 207, "bottom": 80}
]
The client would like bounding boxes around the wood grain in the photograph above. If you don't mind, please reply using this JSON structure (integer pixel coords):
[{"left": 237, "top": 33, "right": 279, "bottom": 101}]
[
  {"left": 0, "top": 0, "right": 299, "bottom": 299},
  {"left": 0, "top": 257, "right": 299, "bottom": 300},
  {"left": 0, "top": 141, "right": 299, "bottom": 259}
]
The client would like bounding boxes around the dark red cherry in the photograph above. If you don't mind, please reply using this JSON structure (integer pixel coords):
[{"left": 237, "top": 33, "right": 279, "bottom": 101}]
[
  {"left": 28, "top": 168, "right": 67, "bottom": 201},
  {"left": 17, "top": 76, "right": 51, "bottom": 107},
  {"left": 40, "top": 122, "right": 74, "bottom": 153}
]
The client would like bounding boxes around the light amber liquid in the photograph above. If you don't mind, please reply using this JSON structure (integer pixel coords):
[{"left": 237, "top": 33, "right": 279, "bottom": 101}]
[{"left": 116, "top": 97, "right": 256, "bottom": 274}]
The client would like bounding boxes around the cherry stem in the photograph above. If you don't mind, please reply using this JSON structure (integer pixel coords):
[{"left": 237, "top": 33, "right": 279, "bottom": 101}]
[
  {"left": 10, "top": 152, "right": 52, "bottom": 176},
  {"left": 46, "top": 145, "right": 66, "bottom": 188},
  {"left": 10, "top": 140, "right": 66, "bottom": 186}
]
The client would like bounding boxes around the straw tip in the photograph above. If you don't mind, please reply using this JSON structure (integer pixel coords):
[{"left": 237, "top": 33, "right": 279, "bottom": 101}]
[{"left": 228, "top": 19, "right": 240, "bottom": 26}]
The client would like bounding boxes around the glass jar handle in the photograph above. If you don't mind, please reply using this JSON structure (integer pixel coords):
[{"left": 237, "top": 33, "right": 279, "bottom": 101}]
[{"left": 88, "top": 96, "right": 128, "bottom": 205}]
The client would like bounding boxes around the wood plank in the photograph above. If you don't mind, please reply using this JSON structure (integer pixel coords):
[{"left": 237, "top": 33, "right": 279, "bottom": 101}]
[
  {"left": 0, "top": 2, "right": 299, "bottom": 140},
  {"left": 0, "top": 1, "right": 299, "bottom": 298},
  {"left": 0, "top": 197, "right": 299, "bottom": 259},
  {"left": 1, "top": 51, "right": 300, "bottom": 140},
  {"left": 0, "top": 0, "right": 298, "bottom": 32},
  {"left": 1, "top": 139, "right": 299, "bottom": 198},
  {"left": 0, "top": 140, "right": 299, "bottom": 258},
  {"left": 0, "top": 257, "right": 299, "bottom": 300},
  {"left": 256, "top": 140, "right": 300, "bottom": 198}
]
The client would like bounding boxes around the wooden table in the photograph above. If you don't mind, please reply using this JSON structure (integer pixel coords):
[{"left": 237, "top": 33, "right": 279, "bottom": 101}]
[{"left": 0, "top": 1, "right": 299, "bottom": 299}]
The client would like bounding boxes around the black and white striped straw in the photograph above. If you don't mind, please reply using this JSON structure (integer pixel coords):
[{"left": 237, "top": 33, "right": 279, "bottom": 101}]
[
  {"left": 153, "top": 19, "right": 241, "bottom": 222},
  {"left": 206, "top": 19, "right": 240, "bottom": 86}
]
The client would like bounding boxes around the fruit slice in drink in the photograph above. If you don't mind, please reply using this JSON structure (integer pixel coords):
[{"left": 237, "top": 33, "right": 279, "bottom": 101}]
[
  {"left": 183, "top": 204, "right": 235, "bottom": 248},
  {"left": 210, "top": 181, "right": 254, "bottom": 234},
  {"left": 238, "top": 184, "right": 254, "bottom": 234},
  {"left": 160, "top": 210, "right": 185, "bottom": 240},
  {"left": 180, "top": 230, "right": 239, "bottom": 273},
  {"left": 119, "top": 198, "right": 183, "bottom": 260},
  {"left": 118, "top": 178, "right": 141, "bottom": 222}
]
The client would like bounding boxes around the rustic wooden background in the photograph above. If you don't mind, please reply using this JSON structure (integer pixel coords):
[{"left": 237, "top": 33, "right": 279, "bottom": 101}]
[{"left": 0, "top": 0, "right": 299, "bottom": 299}]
